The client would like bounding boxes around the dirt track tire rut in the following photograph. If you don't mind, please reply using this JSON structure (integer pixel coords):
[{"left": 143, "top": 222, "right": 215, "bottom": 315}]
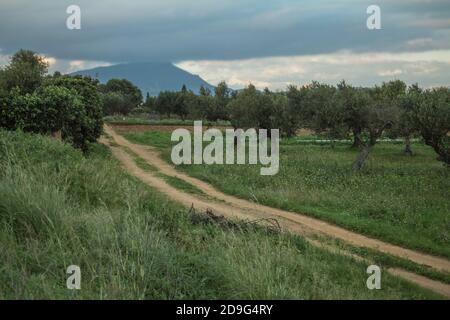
[{"left": 102, "top": 125, "right": 450, "bottom": 298}]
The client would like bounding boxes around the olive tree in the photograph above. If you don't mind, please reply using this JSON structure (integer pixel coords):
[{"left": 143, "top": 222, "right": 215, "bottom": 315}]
[
  {"left": 155, "top": 91, "right": 178, "bottom": 118},
  {"left": 271, "top": 92, "right": 298, "bottom": 137},
  {"left": 288, "top": 82, "right": 347, "bottom": 144},
  {"left": 213, "top": 81, "right": 231, "bottom": 121},
  {"left": 351, "top": 86, "right": 401, "bottom": 171},
  {"left": 411, "top": 87, "right": 450, "bottom": 166},
  {"left": 306, "top": 82, "right": 347, "bottom": 145},
  {"left": 337, "top": 81, "right": 367, "bottom": 149},
  {"left": 228, "top": 84, "right": 276, "bottom": 130},
  {"left": 187, "top": 93, "right": 215, "bottom": 121},
  {"left": 388, "top": 84, "right": 421, "bottom": 156}
]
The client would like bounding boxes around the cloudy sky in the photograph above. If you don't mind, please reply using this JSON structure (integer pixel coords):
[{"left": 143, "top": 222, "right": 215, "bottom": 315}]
[{"left": 0, "top": 0, "right": 449, "bottom": 89}]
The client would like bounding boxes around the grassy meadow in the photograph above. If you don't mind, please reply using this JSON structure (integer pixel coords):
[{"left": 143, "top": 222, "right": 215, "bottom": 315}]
[
  {"left": 0, "top": 130, "right": 443, "bottom": 299},
  {"left": 123, "top": 130, "right": 450, "bottom": 259}
]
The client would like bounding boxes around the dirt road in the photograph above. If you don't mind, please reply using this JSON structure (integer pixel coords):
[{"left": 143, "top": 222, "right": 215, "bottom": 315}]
[{"left": 102, "top": 124, "right": 450, "bottom": 297}]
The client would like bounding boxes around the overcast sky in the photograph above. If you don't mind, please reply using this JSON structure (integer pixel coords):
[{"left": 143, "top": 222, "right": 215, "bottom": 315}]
[{"left": 0, "top": 0, "right": 449, "bottom": 89}]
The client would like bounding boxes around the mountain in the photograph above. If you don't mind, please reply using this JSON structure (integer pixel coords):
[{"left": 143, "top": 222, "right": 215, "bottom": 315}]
[{"left": 69, "top": 62, "right": 215, "bottom": 96}]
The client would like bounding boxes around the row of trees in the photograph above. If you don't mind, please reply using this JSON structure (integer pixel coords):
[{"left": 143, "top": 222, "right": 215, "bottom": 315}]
[
  {"left": 286, "top": 81, "right": 450, "bottom": 170},
  {"left": 1, "top": 49, "right": 448, "bottom": 169},
  {"left": 142, "top": 82, "right": 233, "bottom": 122},
  {"left": 144, "top": 80, "right": 449, "bottom": 170},
  {"left": 0, "top": 50, "right": 103, "bottom": 151}
]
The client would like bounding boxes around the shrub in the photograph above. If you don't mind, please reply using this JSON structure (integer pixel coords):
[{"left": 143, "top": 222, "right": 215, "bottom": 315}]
[
  {"left": 2, "top": 86, "right": 82, "bottom": 136},
  {"left": 43, "top": 75, "right": 103, "bottom": 151}
]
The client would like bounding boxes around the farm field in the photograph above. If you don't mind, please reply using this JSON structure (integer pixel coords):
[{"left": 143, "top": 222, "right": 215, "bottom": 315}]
[
  {"left": 2, "top": 1, "right": 450, "bottom": 305},
  {"left": 1, "top": 130, "right": 444, "bottom": 299},
  {"left": 119, "top": 125, "right": 450, "bottom": 259}
]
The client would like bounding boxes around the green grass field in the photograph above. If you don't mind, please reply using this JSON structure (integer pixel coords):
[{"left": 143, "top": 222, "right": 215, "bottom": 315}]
[
  {"left": 123, "top": 130, "right": 450, "bottom": 259},
  {"left": 0, "top": 130, "right": 442, "bottom": 299}
]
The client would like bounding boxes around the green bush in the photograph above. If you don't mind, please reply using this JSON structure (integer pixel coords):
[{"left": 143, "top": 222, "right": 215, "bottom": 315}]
[
  {"left": 1, "top": 86, "right": 82, "bottom": 134},
  {"left": 43, "top": 75, "right": 103, "bottom": 151},
  {"left": 0, "top": 83, "right": 100, "bottom": 152},
  {"left": 0, "top": 50, "right": 104, "bottom": 152}
]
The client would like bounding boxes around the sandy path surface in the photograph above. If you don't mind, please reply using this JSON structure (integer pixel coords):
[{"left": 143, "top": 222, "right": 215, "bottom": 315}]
[
  {"left": 104, "top": 125, "right": 450, "bottom": 273},
  {"left": 102, "top": 124, "right": 450, "bottom": 297}
]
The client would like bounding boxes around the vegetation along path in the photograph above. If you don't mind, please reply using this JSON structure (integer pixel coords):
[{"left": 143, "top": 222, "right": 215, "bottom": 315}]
[{"left": 102, "top": 125, "right": 450, "bottom": 297}]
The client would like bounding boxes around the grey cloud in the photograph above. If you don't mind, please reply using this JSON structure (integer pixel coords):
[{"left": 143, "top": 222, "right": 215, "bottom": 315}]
[{"left": 0, "top": 0, "right": 449, "bottom": 63}]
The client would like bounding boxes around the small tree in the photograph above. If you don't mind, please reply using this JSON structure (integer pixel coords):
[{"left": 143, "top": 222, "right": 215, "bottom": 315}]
[
  {"left": 228, "top": 84, "right": 276, "bottom": 130},
  {"left": 200, "top": 81, "right": 230, "bottom": 121},
  {"left": 286, "top": 85, "right": 308, "bottom": 133},
  {"left": 104, "top": 79, "right": 142, "bottom": 105},
  {"left": 155, "top": 91, "right": 178, "bottom": 118},
  {"left": 411, "top": 87, "right": 450, "bottom": 166},
  {"left": 303, "top": 82, "right": 347, "bottom": 145},
  {"left": 102, "top": 92, "right": 133, "bottom": 115},
  {"left": 43, "top": 75, "right": 103, "bottom": 151},
  {"left": 144, "top": 92, "right": 156, "bottom": 113},
  {"left": 271, "top": 92, "right": 298, "bottom": 137},
  {"left": 2, "top": 49, "right": 48, "bottom": 93},
  {"left": 337, "top": 81, "right": 367, "bottom": 149},
  {"left": 388, "top": 84, "right": 421, "bottom": 156},
  {"left": 351, "top": 86, "right": 401, "bottom": 171},
  {"left": 187, "top": 94, "right": 214, "bottom": 121},
  {"left": 199, "top": 85, "right": 211, "bottom": 96},
  {"left": 101, "top": 78, "right": 142, "bottom": 115},
  {"left": 173, "top": 87, "right": 190, "bottom": 121}
]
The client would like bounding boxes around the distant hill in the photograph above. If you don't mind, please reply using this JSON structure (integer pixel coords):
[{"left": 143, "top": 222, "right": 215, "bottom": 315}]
[{"left": 69, "top": 62, "right": 215, "bottom": 96}]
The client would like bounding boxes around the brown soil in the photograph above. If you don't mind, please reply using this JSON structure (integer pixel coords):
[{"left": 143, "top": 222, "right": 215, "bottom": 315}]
[{"left": 101, "top": 124, "right": 450, "bottom": 298}]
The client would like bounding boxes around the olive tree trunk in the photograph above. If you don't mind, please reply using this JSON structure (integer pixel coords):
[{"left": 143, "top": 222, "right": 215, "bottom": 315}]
[
  {"left": 352, "top": 145, "right": 372, "bottom": 171},
  {"left": 351, "top": 128, "right": 362, "bottom": 149},
  {"left": 404, "top": 135, "right": 413, "bottom": 156},
  {"left": 427, "top": 140, "right": 450, "bottom": 166},
  {"left": 50, "top": 130, "right": 62, "bottom": 141}
]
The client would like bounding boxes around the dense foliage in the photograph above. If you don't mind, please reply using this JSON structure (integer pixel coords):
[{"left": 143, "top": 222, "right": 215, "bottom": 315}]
[
  {"left": 43, "top": 75, "right": 104, "bottom": 151},
  {"left": 0, "top": 50, "right": 103, "bottom": 151},
  {"left": 100, "top": 78, "right": 143, "bottom": 115},
  {"left": 0, "top": 49, "right": 48, "bottom": 94},
  {"left": 411, "top": 87, "right": 450, "bottom": 164},
  {"left": 144, "top": 80, "right": 449, "bottom": 169}
]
